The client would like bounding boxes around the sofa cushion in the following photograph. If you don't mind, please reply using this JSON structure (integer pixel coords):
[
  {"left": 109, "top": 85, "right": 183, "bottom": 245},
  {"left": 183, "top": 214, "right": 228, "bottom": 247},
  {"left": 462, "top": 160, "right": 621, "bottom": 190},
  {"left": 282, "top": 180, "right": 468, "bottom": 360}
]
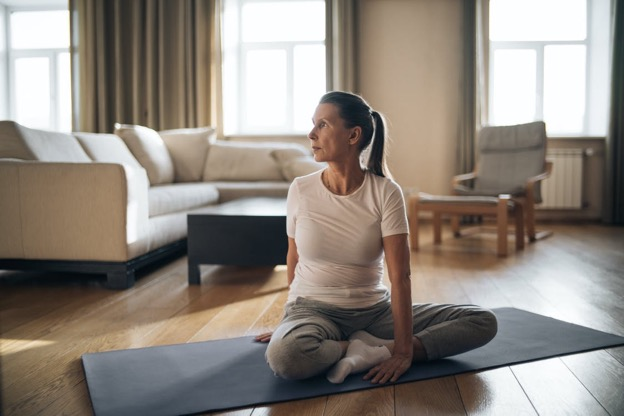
[
  {"left": 211, "top": 181, "right": 291, "bottom": 203},
  {"left": 203, "top": 141, "right": 308, "bottom": 182},
  {"left": 271, "top": 148, "right": 325, "bottom": 180},
  {"left": 159, "top": 126, "right": 216, "bottom": 183},
  {"left": 114, "top": 123, "right": 175, "bottom": 185},
  {"left": 74, "top": 132, "right": 143, "bottom": 169},
  {"left": 0, "top": 120, "right": 91, "bottom": 162},
  {"left": 148, "top": 182, "right": 219, "bottom": 217}
]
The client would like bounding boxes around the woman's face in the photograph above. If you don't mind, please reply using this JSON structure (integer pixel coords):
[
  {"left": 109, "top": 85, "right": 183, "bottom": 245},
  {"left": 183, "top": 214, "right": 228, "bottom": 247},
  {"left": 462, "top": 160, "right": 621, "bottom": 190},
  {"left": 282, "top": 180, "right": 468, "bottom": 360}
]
[{"left": 308, "top": 103, "right": 358, "bottom": 163}]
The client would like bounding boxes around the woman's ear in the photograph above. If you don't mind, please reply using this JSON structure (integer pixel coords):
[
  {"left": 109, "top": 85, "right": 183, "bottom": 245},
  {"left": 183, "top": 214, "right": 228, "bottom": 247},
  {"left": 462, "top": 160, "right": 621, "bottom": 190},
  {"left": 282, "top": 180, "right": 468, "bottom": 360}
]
[{"left": 349, "top": 126, "right": 362, "bottom": 145}]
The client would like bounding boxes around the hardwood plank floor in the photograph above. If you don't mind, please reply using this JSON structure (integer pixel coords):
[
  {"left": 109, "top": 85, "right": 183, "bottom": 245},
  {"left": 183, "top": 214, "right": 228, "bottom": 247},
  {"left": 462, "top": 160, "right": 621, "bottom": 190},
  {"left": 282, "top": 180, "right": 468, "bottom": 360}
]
[{"left": 1, "top": 223, "right": 623, "bottom": 416}]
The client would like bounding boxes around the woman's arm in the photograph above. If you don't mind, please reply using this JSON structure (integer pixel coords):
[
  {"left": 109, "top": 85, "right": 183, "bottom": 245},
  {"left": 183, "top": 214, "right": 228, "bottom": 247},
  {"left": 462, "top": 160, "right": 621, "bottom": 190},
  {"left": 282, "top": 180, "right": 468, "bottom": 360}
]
[
  {"left": 364, "top": 233, "right": 414, "bottom": 383},
  {"left": 286, "top": 237, "right": 299, "bottom": 287},
  {"left": 255, "top": 237, "right": 298, "bottom": 343}
]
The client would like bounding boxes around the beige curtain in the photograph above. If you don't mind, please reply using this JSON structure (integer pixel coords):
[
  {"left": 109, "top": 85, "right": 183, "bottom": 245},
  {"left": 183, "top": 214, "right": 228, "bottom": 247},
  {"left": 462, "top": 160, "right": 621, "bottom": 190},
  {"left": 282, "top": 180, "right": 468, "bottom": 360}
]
[
  {"left": 457, "top": 0, "right": 488, "bottom": 176},
  {"left": 327, "top": 0, "right": 358, "bottom": 93},
  {"left": 457, "top": 0, "right": 488, "bottom": 223},
  {"left": 69, "top": 0, "right": 218, "bottom": 133}
]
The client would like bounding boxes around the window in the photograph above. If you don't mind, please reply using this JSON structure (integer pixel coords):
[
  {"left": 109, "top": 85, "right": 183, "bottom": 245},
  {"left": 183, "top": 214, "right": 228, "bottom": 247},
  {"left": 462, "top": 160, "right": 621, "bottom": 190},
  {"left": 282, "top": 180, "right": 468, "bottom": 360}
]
[
  {"left": 6, "top": 8, "right": 71, "bottom": 131},
  {"left": 222, "top": 0, "right": 327, "bottom": 136},
  {"left": 488, "top": 0, "right": 611, "bottom": 137}
]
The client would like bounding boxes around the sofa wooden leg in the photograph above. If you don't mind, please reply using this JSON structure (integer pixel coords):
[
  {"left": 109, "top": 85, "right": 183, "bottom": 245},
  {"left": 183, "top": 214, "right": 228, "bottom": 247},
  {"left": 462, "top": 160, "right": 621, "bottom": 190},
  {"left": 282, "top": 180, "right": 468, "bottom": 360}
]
[{"left": 107, "top": 269, "right": 135, "bottom": 289}]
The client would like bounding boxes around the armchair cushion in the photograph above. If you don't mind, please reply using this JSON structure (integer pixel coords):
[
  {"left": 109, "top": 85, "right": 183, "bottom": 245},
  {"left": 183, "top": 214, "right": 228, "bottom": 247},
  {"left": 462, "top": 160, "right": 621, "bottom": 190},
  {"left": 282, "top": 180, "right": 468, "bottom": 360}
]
[
  {"left": 474, "top": 122, "right": 546, "bottom": 200},
  {"left": 114, "top": 123, "right": 175, "bottom": 185},
  {"left": 479, "top": 121, "right": 546, "bottom": 152}
]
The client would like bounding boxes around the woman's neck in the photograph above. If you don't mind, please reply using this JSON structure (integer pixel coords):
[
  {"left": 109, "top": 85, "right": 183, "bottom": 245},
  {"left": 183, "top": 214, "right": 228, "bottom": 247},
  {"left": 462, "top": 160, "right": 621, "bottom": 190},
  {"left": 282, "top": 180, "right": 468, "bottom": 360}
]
[{"left": 323, "top": 163, "right": 366, "bottom": 195}]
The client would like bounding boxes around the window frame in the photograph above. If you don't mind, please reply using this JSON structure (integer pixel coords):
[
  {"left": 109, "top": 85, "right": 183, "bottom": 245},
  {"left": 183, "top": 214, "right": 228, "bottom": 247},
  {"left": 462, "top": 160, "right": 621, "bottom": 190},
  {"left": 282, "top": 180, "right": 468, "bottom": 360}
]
[
  {"left": 222, "top": 0, "right": 327, "bottom": 137},
  {"left": 487, "top": 0, "right": 609, "bottom": 137},
  {"left": 489, "top": 38, "right": 590, "bottom": 131},
  {"left": 4, "top": 4, "right": 71, "bottom": 131}
]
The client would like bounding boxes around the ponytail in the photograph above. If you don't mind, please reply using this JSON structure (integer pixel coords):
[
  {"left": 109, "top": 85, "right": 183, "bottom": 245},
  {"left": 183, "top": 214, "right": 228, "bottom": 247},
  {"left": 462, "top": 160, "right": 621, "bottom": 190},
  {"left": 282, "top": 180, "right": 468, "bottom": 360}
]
[{"left": 367, "top": 111, "right": 388, "bottom": 178}]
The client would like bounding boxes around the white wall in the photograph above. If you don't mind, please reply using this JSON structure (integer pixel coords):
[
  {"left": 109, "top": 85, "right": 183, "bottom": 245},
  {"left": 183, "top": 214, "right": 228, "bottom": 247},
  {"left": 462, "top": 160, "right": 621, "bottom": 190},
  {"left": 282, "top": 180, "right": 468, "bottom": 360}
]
[
  {"left": 357, "top": 0, "right": 463, "bottom": 195},
  {"left": 357, "top": 0, "right": 603, "bottom": 221}
]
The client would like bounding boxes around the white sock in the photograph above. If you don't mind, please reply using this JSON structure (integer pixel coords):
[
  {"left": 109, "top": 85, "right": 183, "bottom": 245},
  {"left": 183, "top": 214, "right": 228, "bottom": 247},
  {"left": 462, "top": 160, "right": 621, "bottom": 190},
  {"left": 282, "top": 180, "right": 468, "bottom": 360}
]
[
  {"left": 349, "top": 330, "right": 394, "bottom": 348},
  {"left": 326, "top": 339, "right": 391, "bottom": 384}
]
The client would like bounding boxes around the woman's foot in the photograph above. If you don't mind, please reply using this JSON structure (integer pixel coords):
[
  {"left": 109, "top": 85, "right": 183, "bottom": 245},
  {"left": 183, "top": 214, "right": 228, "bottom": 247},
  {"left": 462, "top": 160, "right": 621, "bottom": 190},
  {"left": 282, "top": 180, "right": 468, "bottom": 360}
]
[{"left": 326, "top": 339, "right": 391, "bottom": 384}]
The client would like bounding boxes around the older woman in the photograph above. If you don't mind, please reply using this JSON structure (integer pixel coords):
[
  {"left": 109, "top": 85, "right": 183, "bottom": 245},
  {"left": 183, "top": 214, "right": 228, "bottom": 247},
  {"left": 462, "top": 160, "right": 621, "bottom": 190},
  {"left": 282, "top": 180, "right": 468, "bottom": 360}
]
[{"left": 255, "top": 91, "right": 497, "bottom": 384}]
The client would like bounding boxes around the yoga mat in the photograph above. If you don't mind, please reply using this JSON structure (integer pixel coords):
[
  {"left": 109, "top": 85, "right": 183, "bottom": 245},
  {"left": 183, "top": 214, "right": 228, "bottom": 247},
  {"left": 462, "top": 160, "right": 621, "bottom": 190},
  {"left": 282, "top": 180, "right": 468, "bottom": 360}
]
[{"left": 82, "top": 308, "right": 624, "bottom": 416}]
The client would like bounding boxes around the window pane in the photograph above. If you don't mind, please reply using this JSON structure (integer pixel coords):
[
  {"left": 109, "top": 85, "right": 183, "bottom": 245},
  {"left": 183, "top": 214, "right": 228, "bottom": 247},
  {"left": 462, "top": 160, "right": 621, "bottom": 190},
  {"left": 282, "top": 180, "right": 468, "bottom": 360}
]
[
  {"left": 245, "top": 49, "right": 287, "bottom": 128},
  {"left": 58, "top": 52, "right": 72, "bottom": 132},
  {"left": 222, "top": 0, "right": 327, "bottom": 135},
  {"left": 15, "top": 57, "right": 50, "bottom": 129},
  {"left": 294, "top": 45, "right": 326, "bottom": 132},
  {"left": 10, "top": 11, "right": 69, "bottom": 49},
  {"left": 490, "top": 49, "right": 536, "bottom": 125},
  {"left": 242, "top": 1, "right": 325, "bottom": 42},
  {"left": 490, "top": 0, "right": 586, "bottom": 41},
  {"left": 544, "top": 45, "right": 586, "bottom": 134}
]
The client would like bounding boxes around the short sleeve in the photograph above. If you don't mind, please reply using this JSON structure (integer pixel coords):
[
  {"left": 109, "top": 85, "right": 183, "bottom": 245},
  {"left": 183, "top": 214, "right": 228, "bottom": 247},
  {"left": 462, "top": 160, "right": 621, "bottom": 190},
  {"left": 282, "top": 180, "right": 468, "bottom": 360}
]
[
  {"left": 381, "top": 181, "right": 409, "bottom": 237},
  {"left": 286, "top": 179, "right": 299, "bottom": 238}
]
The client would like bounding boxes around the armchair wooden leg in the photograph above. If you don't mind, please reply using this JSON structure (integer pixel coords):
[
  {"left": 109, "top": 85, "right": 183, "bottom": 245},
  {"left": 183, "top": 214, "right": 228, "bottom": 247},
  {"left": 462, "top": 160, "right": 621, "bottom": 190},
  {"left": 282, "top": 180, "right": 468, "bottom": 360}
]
[
  {"left": 524, "top": 202, "right": 554, "bottom": 242},
  {"left": 451, "top": 215, "right": 461, "bottom": 237},
  {"left": 525, "top": 202, "right": 537, "bottom": 242},
  {"left": 497, "top": 196, "right": 509, "bottom": 256},
  {"left": 515, "top": 204, "right": 525, "bottom": 250},
  {"left": 433, "top": 212, "right": 442, "bottom": 244}
]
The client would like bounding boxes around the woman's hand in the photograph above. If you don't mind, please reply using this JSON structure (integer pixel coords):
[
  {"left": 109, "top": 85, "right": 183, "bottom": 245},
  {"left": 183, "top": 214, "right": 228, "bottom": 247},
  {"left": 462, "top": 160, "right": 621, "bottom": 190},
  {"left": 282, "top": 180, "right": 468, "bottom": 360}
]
[
  {"left": 363, "top": 352, "right": 412, "bottom": 384},
  {"left": 254, "top": 332, "right": 273, "bottom": 343}
]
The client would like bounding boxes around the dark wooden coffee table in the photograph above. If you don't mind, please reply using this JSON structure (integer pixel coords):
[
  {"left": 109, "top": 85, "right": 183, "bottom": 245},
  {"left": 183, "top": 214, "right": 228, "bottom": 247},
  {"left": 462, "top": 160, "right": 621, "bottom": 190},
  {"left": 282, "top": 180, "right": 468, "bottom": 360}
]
[{"left": 187, "top": 197, "right": 288, "bottom": 284}]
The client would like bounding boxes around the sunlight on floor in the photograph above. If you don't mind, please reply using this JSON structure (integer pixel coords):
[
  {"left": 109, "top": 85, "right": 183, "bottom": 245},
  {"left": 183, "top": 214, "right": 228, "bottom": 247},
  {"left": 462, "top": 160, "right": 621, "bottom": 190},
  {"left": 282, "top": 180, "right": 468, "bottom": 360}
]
[{"left": 1, "top": 338, "right": 56, "bottom": 355}]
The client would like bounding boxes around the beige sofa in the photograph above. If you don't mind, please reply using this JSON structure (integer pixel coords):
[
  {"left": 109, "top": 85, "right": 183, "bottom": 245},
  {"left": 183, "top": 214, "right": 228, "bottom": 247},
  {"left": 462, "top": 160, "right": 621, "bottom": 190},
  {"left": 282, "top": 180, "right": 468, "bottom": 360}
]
[{"left": 0, "top": 121, "right": 322, "bottom": 288}]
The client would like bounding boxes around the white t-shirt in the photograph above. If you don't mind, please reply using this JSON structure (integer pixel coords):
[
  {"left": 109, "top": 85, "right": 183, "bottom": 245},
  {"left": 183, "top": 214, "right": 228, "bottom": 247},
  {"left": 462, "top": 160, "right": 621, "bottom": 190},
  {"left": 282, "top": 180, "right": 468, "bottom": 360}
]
[{"left": 287, "top": 169, "right": 409, "bottom": 308}]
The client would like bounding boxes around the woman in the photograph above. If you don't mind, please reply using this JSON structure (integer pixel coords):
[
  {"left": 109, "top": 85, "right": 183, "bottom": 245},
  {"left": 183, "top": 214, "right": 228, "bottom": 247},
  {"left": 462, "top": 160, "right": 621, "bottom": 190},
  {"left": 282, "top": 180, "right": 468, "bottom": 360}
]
[{"left": 255, "top": 91, "right": 497, "bottom": 384}]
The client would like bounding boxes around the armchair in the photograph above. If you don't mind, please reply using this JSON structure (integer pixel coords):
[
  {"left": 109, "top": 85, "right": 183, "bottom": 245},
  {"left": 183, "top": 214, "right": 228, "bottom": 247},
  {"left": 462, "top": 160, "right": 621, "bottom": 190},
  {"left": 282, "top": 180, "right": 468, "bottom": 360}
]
[{"left": 409, "top": 121, "right": 552, "bottom": 256}]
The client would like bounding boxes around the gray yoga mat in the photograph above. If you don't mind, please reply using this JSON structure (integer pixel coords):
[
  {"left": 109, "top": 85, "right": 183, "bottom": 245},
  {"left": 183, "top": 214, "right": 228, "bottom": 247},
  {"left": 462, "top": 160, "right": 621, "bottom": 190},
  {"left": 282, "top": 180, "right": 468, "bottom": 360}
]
[{"left": 82, "top": 308, "right": 624, "bottom": 416}]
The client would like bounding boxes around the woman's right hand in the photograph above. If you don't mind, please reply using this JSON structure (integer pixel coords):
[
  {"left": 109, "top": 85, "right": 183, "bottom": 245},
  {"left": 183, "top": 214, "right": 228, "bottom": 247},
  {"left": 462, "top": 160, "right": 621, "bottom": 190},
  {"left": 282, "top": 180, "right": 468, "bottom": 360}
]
[{"left": 254, "top": 332, "right": 273, "bottom": 343}]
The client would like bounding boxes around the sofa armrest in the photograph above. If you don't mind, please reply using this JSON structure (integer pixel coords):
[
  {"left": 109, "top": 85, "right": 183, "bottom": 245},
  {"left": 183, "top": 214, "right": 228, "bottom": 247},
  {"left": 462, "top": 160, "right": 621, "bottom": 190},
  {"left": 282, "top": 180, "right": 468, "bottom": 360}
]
[{"left": 0, "top": 161, "right": 149, "bottom": 262}]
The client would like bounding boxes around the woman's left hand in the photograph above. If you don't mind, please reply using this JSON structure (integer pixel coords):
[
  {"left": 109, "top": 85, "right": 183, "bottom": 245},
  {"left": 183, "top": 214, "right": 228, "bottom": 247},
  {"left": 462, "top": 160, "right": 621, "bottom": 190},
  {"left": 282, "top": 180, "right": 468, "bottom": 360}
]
[
  {"left": 254, "top": 332, "right": 273, "bottom": 343},
  {"left": 363, "top": 353, "right": 412, "bottom": 384}
]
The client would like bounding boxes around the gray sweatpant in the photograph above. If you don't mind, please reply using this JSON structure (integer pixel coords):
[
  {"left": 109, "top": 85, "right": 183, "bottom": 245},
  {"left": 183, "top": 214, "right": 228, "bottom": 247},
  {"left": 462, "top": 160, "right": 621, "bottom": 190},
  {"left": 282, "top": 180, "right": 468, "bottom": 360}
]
[{"left": 265, "top": 296, "right": 498, "bottom": 380}]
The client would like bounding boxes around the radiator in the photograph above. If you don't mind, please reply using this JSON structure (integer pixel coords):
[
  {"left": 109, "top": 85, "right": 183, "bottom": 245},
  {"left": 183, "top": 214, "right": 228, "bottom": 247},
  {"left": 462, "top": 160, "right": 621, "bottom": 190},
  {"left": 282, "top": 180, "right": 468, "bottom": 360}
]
[{"left": 539, "top": 149, "right": 584, "bottom": 209}]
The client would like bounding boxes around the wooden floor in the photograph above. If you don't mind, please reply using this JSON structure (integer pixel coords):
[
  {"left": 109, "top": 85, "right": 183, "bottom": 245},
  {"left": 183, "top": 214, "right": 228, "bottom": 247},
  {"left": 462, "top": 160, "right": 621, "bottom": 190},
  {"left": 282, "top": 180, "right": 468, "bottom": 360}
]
[{"left": 1, "top": 223, "right": 623, "bottom": 416}]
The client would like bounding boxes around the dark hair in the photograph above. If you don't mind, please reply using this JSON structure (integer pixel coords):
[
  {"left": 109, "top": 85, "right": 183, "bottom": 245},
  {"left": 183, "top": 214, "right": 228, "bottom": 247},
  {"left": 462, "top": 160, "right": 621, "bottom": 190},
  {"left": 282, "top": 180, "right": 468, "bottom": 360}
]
[{"left": 319, "top": 91, "right": 389, "bottom": 177}]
